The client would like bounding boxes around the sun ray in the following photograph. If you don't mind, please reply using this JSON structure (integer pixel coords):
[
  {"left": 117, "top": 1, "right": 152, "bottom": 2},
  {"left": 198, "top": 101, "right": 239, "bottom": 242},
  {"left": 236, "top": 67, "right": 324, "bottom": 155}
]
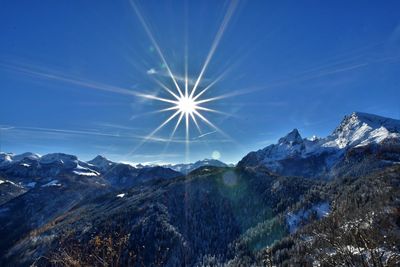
[
  {"left": 192, "top": 71, "right": 226, "bottom": 101},
  {"left": 192, "top": 109, "right": 233, "bottom": 142},
  {"left": 193, "top": 88, "right": 255, "bottom": 105},
  {"left": 0, "top": 62, "right": 143, "bottom": 97},
  {"left": 185, "top": 112, "right": 190, "bottom": 163},
  {"left": 194, "top": 106, "right": 233, "bottom": 117},
  {"left": 137, "top": 93, "right": 179, "bottom": 104},
  {"left": 129, "top": 109, "right": 181, "bottom": 156},
  {"left": 129, "top": 0, "right": 184, "bottom": 98},
  {"left": 160, "top": 111, "right": 185, "bottom": 157},
  {"left": 152, "top": 78, "right": 181, "bottom": 100},
  {"left": 146, "top": 110, "right": 181, "bottom": 139},
  {"left": 173, "top": 112, "right": 185, "bottom": 137},
  {"left": 189, "top": 0, "right": 238, "bottom": 98},
  {"left": 130, "top": 106, "right": 179, "bottom": 120},
  {"left": 190, "top": 112, "right": 202, "bottom": 134}
]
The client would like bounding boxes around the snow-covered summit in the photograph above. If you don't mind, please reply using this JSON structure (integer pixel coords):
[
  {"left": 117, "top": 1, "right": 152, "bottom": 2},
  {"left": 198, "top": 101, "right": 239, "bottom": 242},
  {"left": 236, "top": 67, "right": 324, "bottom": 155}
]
[
  {"left": 325, "top": 112, "right": 400, "bottom": 149},
  {"left": 278, "top": 129, "right": 303, "bottom": 145},
  {"left": 87, "top": 155, "right": 115, "bottom": 172},
  {"left": 0, "top": 152, "right": 41, "bottom": 167},
  {"left": 239, "top": 112, "right": 400, "bottom": 177},
  {"left": 0, "top": 152, "right": 100, "bottom": 177},
  {"left": 40, "top": 153, "right": 78, "bottom": 169},
  {"left": 334, "top": 112, "right": 400, "bottom": 134}
]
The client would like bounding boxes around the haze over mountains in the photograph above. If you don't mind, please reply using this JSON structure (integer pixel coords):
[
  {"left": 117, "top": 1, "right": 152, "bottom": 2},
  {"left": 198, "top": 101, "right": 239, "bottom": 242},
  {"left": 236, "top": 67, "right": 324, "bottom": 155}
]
[{"left": 0, "top": 112, "right": 399, "bottom": 266}]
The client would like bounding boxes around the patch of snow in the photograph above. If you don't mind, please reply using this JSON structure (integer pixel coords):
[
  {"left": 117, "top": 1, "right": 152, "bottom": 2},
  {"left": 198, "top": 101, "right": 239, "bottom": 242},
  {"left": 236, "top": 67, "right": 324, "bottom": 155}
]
[
  {"left": 0, "top": 153, "right": 13, "bottom": 167},
  {"left": 307, "top": 135, "right": 319, "bottom": 141},
  {"left": 286, "top": 202, "right": 330, "bottom": 233},
  {"left": 116, "top": 193, "right": 125, "bottom": 198},
  {"left": 26, "top": 181, "right": 37, "bottom": 188},
  {"left": 0, "top": 179, "right": 23, "bottom": 188},
  {"left": 72, "top": 164, "right": 99, "bottom": 176},
  {"left": 20, "top": 163, "right": 30, "bottom": 167},
  {"left": 73, "top": 170, "right": 99, "bottom": 176},
  {"left": 41, "top": 180, "right": 62, "bottom": 187},
  {"left": 314, "top": 202, "right": 330, "bottom": 218}
]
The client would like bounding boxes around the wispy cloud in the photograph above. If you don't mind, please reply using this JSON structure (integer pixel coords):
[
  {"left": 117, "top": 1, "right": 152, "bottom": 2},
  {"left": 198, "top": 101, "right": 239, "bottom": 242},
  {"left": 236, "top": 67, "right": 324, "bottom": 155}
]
[
  {"left": 146, "top": 67, "right": 201, "bottom": 86},
  {"left": 0, "top": 61, "right": 146, "bottom": 97},
  {"left": 0, "top": 126, "right": 14, "bottom": 131},
  {"left": 146, "top": 68, "right": 157, "bottom": 75},
  {"left": 93, "top": 122, "right": 140, "bottom": 131},
  {"left": 1, "top": 125, "right": 233, "bottom": 144}
]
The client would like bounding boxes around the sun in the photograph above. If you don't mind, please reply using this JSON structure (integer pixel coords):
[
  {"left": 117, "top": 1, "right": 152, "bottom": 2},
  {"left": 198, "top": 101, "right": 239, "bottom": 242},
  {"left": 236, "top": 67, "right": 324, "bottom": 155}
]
[
  {"left": 129, "top": 0, "right": 238, "bottom": 156},
  {"left": 177, "top": 94, "right": 197, "bottom": 115},
  {"left": 136, "top": 74, "right": 227, "bottom": 149}
]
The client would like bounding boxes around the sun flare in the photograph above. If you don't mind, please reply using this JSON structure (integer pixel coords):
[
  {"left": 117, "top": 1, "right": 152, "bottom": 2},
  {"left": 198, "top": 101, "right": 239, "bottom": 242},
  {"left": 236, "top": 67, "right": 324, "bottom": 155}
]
[
  {"left": 128, "top": 0, "right": 238, "bottom": 159},
  {"left": 177, "top": 94, "right": 197, "bottom": 115}
]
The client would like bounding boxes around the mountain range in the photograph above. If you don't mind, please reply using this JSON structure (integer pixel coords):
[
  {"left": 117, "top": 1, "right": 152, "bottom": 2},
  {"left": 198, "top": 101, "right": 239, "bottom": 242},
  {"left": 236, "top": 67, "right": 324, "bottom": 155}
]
[{"left": 0, "top": 111, "right": 399, "bottom": 266}]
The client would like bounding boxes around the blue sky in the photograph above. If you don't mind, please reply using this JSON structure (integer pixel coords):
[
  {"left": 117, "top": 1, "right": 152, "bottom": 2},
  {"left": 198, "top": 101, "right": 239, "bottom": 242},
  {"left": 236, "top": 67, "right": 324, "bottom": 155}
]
[{"left": 1, "top": 0, "right": 399, "bottom": 164}]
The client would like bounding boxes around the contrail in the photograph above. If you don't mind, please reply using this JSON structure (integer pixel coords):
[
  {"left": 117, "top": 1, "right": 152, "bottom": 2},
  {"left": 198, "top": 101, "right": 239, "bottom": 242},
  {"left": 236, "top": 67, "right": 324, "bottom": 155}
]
[{"left": 195, "top": 131, "right": 217, "bottom": 139}]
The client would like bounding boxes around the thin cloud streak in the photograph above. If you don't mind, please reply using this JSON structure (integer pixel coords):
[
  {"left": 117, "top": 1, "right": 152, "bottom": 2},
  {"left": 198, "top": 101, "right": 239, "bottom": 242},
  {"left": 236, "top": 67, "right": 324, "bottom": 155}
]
[
  {"left": 0, "top": 62, "right": 143, "bottom": 97},
  {"left": 195, "top": 131, "right": 217, "bottom": 139},
  {"left": 1, "top": 125, "right": 232, "bottom": 144}
]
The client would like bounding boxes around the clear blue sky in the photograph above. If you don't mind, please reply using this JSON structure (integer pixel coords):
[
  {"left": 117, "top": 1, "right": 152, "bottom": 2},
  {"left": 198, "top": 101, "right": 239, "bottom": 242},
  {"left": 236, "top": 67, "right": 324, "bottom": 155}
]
[{"left": 1, "top": 0, "right": 399, "bottom": 164}]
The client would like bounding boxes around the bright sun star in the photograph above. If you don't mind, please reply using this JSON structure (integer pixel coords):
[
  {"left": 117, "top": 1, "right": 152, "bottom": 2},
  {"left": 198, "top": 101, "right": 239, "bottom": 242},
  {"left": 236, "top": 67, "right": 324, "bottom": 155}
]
[
  {"left": 129, "top": 0, "right": 238, "bottom": 157},
  {"left": 136, "top": 72, "right": 229, "bottom": 152},
  {"left": 177, "top": 94, "right": 197, "bottom": 115}
]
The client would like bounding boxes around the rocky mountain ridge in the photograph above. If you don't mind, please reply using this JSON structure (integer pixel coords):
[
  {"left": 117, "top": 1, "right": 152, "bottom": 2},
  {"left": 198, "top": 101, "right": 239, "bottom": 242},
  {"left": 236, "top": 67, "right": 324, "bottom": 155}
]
[{"left": 238, "top": 112, "right": 400, "bottom": 178}]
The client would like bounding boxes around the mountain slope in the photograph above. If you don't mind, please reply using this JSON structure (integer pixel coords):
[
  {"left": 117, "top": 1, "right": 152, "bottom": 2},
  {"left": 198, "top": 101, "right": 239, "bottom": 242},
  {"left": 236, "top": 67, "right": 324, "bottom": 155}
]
[
  {"left": 0, "top": 152, "right": 182, "bottom": 261},
  {"left": 238, "top": 112, "right": 400, "bottom": 178},
  {"left": 1, "top": 167, "right": 318, "bottom": 266}
]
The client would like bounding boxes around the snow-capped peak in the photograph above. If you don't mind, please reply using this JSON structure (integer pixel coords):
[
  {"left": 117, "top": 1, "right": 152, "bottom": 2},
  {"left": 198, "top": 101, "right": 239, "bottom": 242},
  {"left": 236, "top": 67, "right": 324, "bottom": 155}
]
[
  {"left": 328, "top": 112, "right": 400, "bottom": 149},
  {"left": 0, "top": 152, "right": 41, "bottom": 168},
  {"left": 333, "top": 112, "right": 400, "bottom": 136},
  {"left": 278, "top": 129, "right": 303, "bottom": 145},
  {"left": 40, "top": 153, "right": 78, "bottom": 169},
  {"left": 87, "top": 155, "right": 114, "bottom": 171},
  {"left": 12, "top": 152, "right": 41, "bottom": 162},
  {"left": 238, "top": 112, "right": 400, "bottom": 176}
]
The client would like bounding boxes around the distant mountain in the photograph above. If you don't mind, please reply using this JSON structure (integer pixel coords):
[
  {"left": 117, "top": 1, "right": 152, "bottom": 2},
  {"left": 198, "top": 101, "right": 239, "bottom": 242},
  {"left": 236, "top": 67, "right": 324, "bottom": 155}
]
[
  {"left": 87, "top": 155, "right": 182, "bottom": 188},
  {"left": 238, "top": 112, "right": 400, "bottom": 178},
  {"left": 164, "top": 159, "right": 229, "bottom": 174}
]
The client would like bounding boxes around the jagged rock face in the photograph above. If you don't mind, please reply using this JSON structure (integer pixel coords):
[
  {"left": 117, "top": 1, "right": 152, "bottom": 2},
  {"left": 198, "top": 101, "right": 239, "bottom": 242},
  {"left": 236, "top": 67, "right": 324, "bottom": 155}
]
[{"left": 238, "top": 112, "right": 400, "bottom": 178}]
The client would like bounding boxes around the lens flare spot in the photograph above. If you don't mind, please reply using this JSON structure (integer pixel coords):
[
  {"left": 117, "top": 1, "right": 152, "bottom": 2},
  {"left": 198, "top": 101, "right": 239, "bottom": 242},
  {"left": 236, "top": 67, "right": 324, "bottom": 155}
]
[{"left": 212, "top": 150, "right": 221, "bottom": 160}]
